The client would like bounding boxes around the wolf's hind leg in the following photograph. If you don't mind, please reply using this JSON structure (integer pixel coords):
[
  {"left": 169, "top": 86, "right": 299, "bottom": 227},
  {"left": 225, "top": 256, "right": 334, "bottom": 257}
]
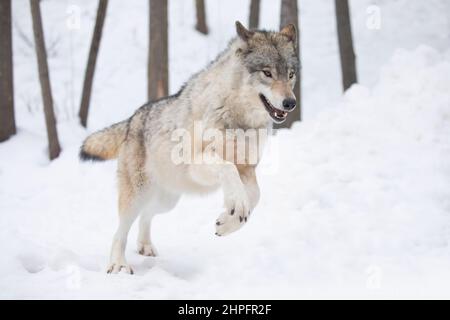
[
  {"left": 137, "top": 216, "right": 157, "bottom": 257},
  {"left": 137, "top": 187, "right": 180, "bottom": 257},
  {"left": 107, "top": 197, "right": 140, "bottom": 274},
  {"left": 107, "top": 169, "right": 144, "bottom": 274},
  {"left": 108, "top": 213, "right": 139, "bottom": 274}
]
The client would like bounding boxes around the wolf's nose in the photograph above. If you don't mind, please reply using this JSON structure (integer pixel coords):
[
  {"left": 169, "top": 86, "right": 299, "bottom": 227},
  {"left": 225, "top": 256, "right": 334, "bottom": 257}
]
[{"left": 283, "top": 98, "right": 296, "bottom": 111}]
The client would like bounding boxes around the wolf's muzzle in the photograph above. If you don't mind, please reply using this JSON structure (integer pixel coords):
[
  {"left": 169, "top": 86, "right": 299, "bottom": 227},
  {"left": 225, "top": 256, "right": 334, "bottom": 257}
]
[{"left": 282, "top": 98, "right": 296, "bottom": 111}]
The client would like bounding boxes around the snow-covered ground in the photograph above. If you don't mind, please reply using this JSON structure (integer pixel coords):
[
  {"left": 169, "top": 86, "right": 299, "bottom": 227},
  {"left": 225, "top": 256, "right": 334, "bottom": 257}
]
[{"left": 1, "top": 0, "right": 449, "bottom": 299}]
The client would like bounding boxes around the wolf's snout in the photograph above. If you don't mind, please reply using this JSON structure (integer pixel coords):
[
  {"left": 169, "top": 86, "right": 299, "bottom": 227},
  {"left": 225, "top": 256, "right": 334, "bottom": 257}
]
[{"left": 282, "top": 98, "right": 296, "bottom": 111}]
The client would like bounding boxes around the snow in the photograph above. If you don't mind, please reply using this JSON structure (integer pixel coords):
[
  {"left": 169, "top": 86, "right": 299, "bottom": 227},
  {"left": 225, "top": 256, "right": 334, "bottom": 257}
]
[{"left": 1, "top": 0, "right": 450, "bottom": 299}]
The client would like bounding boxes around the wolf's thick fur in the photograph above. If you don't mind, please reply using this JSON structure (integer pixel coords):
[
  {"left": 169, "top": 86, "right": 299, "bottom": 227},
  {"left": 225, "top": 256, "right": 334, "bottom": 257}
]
[{"left": 80, "top": 22, "right": 299, "bottom": 274}]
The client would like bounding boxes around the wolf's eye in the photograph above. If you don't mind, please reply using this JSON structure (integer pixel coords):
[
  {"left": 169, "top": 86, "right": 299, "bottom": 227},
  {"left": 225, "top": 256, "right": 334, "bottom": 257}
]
[
  {"left": 289, "top": 71, "right": 295, "bottom": 79},
  {"left": 263, "top": 70, "right": 272, "bottom": 78}
]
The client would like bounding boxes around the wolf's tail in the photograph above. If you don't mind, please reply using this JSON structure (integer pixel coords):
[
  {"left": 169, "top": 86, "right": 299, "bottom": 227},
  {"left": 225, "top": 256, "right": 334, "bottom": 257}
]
[{"left": 79, "top": 120, "right": 129, "bottom": 161}]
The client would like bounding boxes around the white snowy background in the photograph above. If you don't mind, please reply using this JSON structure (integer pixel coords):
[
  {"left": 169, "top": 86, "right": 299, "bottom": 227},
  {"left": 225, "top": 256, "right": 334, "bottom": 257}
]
[{"left": 1, "top": 0, "right": 450, "bottom": 299}]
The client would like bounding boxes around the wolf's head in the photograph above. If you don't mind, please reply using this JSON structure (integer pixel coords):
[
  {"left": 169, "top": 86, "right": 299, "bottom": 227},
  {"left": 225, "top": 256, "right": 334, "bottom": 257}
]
[{"left": 235, "top": 21, "right": 299, "bottom": 124}]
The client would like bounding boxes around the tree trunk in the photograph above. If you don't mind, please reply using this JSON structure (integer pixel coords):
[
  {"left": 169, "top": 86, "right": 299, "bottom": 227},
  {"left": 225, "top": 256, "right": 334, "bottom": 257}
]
[
  {"left": 78, "top": 0, "right": 108, "bottom": 128},
  {"left": 0, "top": 0, "right": 16, "bottom": 142},
  {"left": 148, "top": 0, "right": 169, "bottom": 101},
  {"left": 195, "top": 0, "right": 208, "bottom": 35},
  {"left": 30, "top": 0, "right": 61, "bottom": 160},
  {"left": 248, "top": 0, "right": 260, "bottom": 30},
  {"left": 275, "top": 0, "right": 301, "bottom": 129},
  {"left": 335, "top": 0, "right": 357, "bottom": 91}
]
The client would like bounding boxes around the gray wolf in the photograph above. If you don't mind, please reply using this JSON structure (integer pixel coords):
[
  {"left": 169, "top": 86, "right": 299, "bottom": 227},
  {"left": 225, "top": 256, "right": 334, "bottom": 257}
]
[{"left": 80, "top": 22, "right": 299, "bottom": 274}]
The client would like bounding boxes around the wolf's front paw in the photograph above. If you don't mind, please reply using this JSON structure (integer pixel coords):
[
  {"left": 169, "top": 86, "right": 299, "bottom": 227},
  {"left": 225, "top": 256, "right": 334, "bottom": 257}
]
[
  {"left": 106, "top": 263, "right": 134, "bottom": 275},
  {"left": 137, "top": 242, "right": 158, "bottom": 257},
  {"left": 215, "top": 194, "right": 251, "bottom": 236}
]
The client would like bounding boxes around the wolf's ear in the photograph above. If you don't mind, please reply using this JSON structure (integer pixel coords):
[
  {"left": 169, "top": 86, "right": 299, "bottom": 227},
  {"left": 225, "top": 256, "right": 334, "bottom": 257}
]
[
  {"left": 280, "top": 24, "right": 297, "bottom": 44},
  {"left": 236, "top": 21, "right": 254, "bottom": 42}
]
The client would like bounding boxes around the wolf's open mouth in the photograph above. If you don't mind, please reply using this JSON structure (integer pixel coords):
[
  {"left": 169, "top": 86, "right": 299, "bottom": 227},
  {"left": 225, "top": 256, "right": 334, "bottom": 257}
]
[{"left": 259, "top": 94, "right": 288, "bottom": 123}]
